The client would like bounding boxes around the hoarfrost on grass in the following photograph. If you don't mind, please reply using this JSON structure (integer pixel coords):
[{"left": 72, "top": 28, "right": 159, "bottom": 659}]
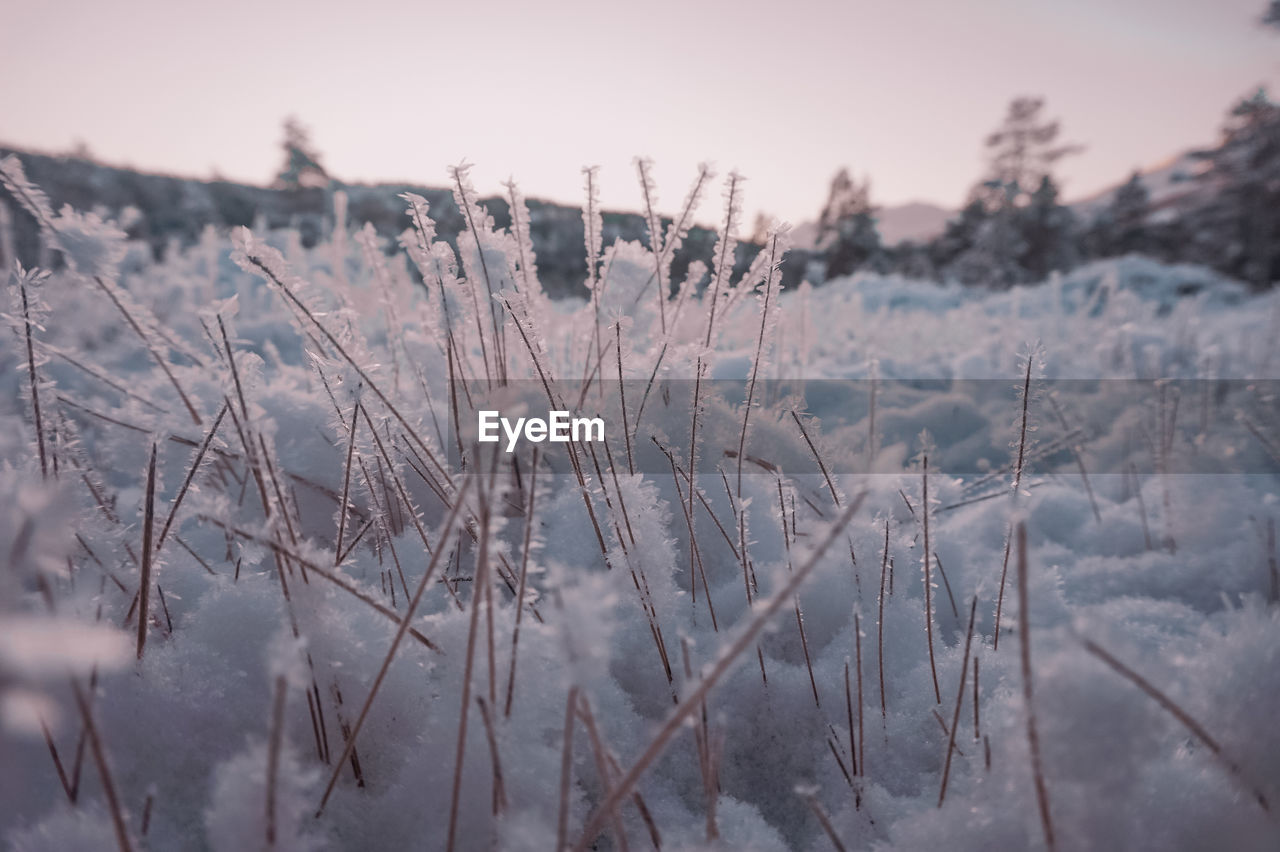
[{"left": 0, "top": 161, "right": 1278, "bottom": 851}]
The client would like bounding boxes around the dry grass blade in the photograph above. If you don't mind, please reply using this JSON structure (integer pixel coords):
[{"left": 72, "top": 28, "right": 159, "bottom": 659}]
[
  {"left": 993, "top": 525, "right": 1014, "bottom": 651},
  {"left": 477, "top": 696, "right": 508, "bottom": 816},
  {"left": 616, "top": 323, "right": 635, "bottom": 475},
  {"left": 315, "top": 477, "right": 470, "bottom": 815},
  {"left": 973, "top": 656, "right": 981, "bottom": 741},
  {"left": 854, "top": 612, "right": 865, "bottom": 780},
  {"left": 654, "top": 437, "right": 718, "bottom": 630},
  {"left": 334, "top": 400, "right": 361, "bottom": 564},
  {"left": 136, "top": 441, "right": 158, "bottom": 661},
  {"left": 37, "top": 339, "right": 170, "bottom": 414},
  {"left": 19, "top": 279, "right": 48, "bottom": 479},
  {"left": 878, "top": 519, "right": 889, "bottom": 725},
  {"left": 605, "top": 749, "right": 663, "bottom": 851},
  {"left": 922, "top": 454, "right": 940, "bottom": 704},
  {"left": 446, "top": 462, "right": 497, "bottom": 852},
  {"left": 558, "top": 685, "right": 580, "bottom": 852},
  {"left": 628, "top": 163, "right": 713, "bottom": 312},
  {"left": 577, "top": 694, "right": 631, "bottom": 851},
  {"left": 452, "top": 168, "right": 500, "bottom": 388},
  {"left": 737, "top": 229, "right": 782, "bottom": 495},
  {"left": 1013, "top": 348, "right": 1034, "bottom": 493},
  {"left": 156, "top": 401, "right": 228, "bottom": 555},
  {"left": 934, "top": 554, "right": 960, "bottom": 621},
  {"left": 1081, "top": 638, "right": 1271, "bottom": 814},
  {"left": 265, "top": 674, "right": 287, "bottom": 848},
  {"left": 652, "top": 436, "right": 740, "bottom": 562},
  {"left": 243, "top": 253, "right": 453, "bottom": 497},
  {"left": 1129, "top": 463, "right": 1155, "bottom": 552},
  {"left": 39, "top": 717, "right": 75, "bottom": 802},
  {"left": 636, "top": 159, "right": 668, "bottom": 333},
  {"left": 200, "top": 516, "right": 440, "bottom": 652},
  {"left": 93, "top": 275, "right": 202, "bottom": 425},
  {"left": 571, "top": 492, "right": 866, "bottom": 851},
  {"left": 791, "top": 410, "right": 839, "bottom": 506},
  {"left": 779, "top": 479, "right": 819, "bottom": 706},
  {"left": 1016, "top": 523, "right": 1056, "bottom": 851},
  {"left": 682, "top": 174, "right": 741, "bottom": 616},
  {"left": 71, "top": 679, "right": 135, "bottom": 852},
  {"left": 803, "top": 791, "right": 848, "bottom": 852},
  {"left": 1047, "top": 392, "right": 1101, "bottom": 524},
  {"left": 505, "top": 446, "right": 539, "bottom": 718},
  {"left": 938, "top": 596, "right": 977, "bottom": 807}
]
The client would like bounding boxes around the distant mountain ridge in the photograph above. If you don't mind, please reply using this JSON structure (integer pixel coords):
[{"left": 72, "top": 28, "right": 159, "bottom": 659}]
[
  {"left": 790, "top": 200, "right": 954, "bottom": 249},
  {"left": 877, "top": 201, "right": 954, "bottom": 243}
]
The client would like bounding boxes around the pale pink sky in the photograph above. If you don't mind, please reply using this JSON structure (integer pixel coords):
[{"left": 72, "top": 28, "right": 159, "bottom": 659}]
[{"left": 2, "top": 0, "right": 1278, "bottom": 222}]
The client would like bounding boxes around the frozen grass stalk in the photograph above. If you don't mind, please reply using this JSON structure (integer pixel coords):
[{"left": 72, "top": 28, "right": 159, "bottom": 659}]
[
  {"left": 922, "top": 453, "right": 941, "bottom": 704},
  {"left": 635, "top": 158, "right": 667, "bottom": 332},
  {"left": 155, "top": 402, "right": 228, "bottom": 555},
  {"left": 938, "top": 596, "right": 977, "bottom": 806},
  {"left": 1081, "top": 638, "right": 1271, "bottom": 814},
  {"left": 450, "top": 164, "right": 501, "bottom": 387},
  {"left": 557, "top": 685, "right": 580, "bottom": 852},
  {"left": 737, "top": 226, "right": 786, "bottom": 495},
  {"left": 93, "top": 276, "right": 202, "bottom": 426},
  {"left": 18, "top": 272, "right": 49, "bottom": 479},
  {"left": 994, "top": 348, "right": 1037, "bottom": 650},
  {"left": 136, "top": 441, "right": 158, "bottom": 660},
  {"left": 446, "top": 464, "right": 497, "bottom": 852},
  {"left": 334, "top": 400, "right": 361, "bottom": 563},
  {"left": 686, "top": 173, "right": 742, "bottom": 584},
  {"left": 504, "top": 447, "right": 539, "bottom": 718},
  {"left": 803, "top": 791, "right": 848, "bottom": 852},
  {"left": 878, "top": 518, "right": 890, "bottom": 724},
  {"left": 572, "top": 492, "right": 866, "bottom": 851},
  {"left": 1016, "top": 522, "right": 1056, "bottom": 852},
  {"left": 315, "top": 478, "right": 470, "bottom": 815},
  {"left": 265, "top": 674, "right": 287, "bottom": 848},
  {"left": 72, "top": 680, "right": 135, "bottom": 852}
]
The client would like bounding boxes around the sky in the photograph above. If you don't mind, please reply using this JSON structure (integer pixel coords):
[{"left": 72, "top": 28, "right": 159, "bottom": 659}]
[{"left": 2, "top": 0, "right": 1278, "bottom": 224}]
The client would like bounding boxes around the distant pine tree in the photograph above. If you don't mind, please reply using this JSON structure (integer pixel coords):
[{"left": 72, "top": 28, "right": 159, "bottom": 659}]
[
  {"left": 949, "top": 212, "right": 1027, "bottom": 287},
  {"left": 274, "top": 117, "right": 330, "bottom": 190},
  {"left": 1264, "top": 0, "right": 1280, "bottom": 28},
  {"left": 976, "top": 97, "right": 1082, "bottom": 212},
  {"left": 889, "top": 240, "right": 937, "bottom": 280},
  {"left": 1019, "top": 176, "right": 1078, "bottom": 279},
  {"left": 928, "top": 199, "right": 988, "bottom": 276},
  {"left": 1190, "top": 88, "right": 1280, "bottom": 287},
  {"left": 1109, "top": 171, "right": 1151, "bottom": 253},
  {"left": 940, "top": 97, "right": 1081, "bottom": 287},
  {"left": 1085, "top": 171, "right": 1151, "bottom": 258},
  {"left": 817, "top": 169, "right": 884, "bottom": 277}
]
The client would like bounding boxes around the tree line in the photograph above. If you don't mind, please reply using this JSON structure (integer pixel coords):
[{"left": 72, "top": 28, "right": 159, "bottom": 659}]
[
  {"left": 814, "top": 85, "right": 1280, "bottom": 290},
  {"left": 816, "top": 2, "right": 1280, "bottom": 291}
]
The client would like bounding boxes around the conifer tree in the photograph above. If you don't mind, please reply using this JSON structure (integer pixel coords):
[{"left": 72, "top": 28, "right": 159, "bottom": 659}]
[
  {"left": 817, "top": 169, "right": 884, "bottom": 277},
  {"left": 274, "top": 117, "right": 330, "bottom": 190},
  {"left": 1191, "top": 88, "right": 1280, "bottom": 286}
]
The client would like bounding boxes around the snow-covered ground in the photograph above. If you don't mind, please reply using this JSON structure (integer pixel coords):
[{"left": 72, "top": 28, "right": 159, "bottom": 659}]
[{"left": 2, "top": 157, "right": 1278, "bottom": 851}]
